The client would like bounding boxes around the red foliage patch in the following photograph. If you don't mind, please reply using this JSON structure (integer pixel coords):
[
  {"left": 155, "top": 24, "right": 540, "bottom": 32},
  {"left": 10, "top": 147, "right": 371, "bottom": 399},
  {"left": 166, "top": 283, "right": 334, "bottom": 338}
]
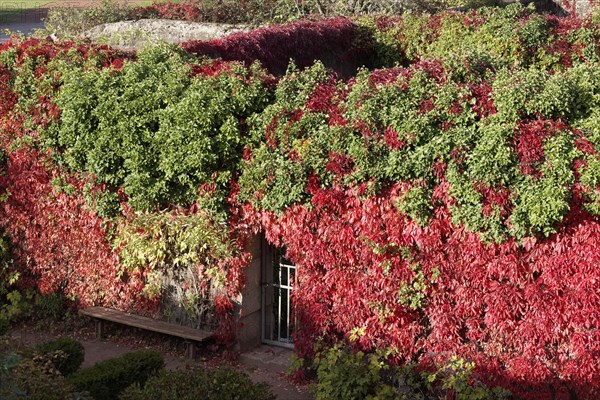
[
  {"left": 470, "top": 81, "right": 496, "bottom": 118},
  {"left": 239, "top": 182, "right": 600, "bottom": 398},
  {"left": 129, "top": 0, "right": 202, "bottom": 21},
  {"left": 383, "top": 126, "right": 407, "bottom": 150},
  {"left": 181, "top": 17, "right": 375, "bottom": 76},
  {"left": 0, "top": 145, "right": 154, "bottom": 310},
  {"left": 368, "top": 66, "right": 409, "bottom": 87},
  {"left": 474, "top": 182, "right": 512, "bottom": 218},
  {"left": 0, "top": 67, "right": 17, "bottom": 118},
  {"left": 512, "top": 119, "right": 569, "bottom": 177},
  {"left": 305, "top": 76, "right": 348, "bottom": 126}
]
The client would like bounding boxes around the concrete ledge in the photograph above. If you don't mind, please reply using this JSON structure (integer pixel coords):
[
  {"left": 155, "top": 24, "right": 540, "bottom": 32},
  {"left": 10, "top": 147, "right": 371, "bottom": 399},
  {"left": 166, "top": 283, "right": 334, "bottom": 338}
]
[{"left": 82, "top": 19, "right": 251, "bottom": 50}]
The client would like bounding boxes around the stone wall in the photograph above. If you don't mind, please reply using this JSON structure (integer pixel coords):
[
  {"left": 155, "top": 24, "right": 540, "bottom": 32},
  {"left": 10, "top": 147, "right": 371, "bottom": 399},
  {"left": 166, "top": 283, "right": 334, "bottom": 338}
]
[
  {"left": 513, "top": 0, "right": 595, "bottom": 16},
  {"left": 564, "top": 0, "right": 595, "bottom": 16}
]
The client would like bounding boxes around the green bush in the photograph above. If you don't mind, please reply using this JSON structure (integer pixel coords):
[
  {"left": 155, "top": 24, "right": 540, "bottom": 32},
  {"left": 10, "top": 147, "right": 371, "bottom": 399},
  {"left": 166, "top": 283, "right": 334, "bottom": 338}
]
[
  {"left": 119, "top": 366, "right": 274, "bottom": 400},
  {"left": 0, "top": 352, "right": 92, "bottom": 400},
  {"left": 33, "top": 293, "right": 66, "bottom": 321},
  {"left": 314, "top": 345, "right": 395, "bottom": 400},
  {"left": 53, "top": 44, "right": 272, "bottom": 214},
  {"left": 36, "top": 337, "right": 84, "bottom": 376},
  {"left": 313, "top": 345, "right": 511, "bottom": 400},
  {"left": 0, "top": 234, "right": 30, "bottom": 336},
  {"left": 358, "top": 4, "right": 598, "bottom": 73},
  {"left": 0, "top": 352, "right": 23, "bottom": 399},
  {"left": 68, "top": 349, "right": 164, "bottom": 400}
]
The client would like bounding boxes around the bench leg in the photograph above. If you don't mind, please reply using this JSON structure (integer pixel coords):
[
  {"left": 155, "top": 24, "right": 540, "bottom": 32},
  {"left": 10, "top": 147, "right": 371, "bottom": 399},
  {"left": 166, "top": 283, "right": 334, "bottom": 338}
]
[
  {"left": 185, "top": 341, "right": 196, "bottom": 360},
  {"left": 95, "top": 319, "right": 105, "bottom": 340}
]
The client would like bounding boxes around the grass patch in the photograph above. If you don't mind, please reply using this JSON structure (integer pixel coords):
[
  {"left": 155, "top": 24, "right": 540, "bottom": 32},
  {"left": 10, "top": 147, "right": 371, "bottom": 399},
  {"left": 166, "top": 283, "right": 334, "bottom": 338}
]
[
  {"left": 0, "top": 0, "right": 167, "bottom": 24},
  {"left": 0, "top": 1, "right": 52, "bottom": 23},
  {"left": 1, "top": 0, "right": 52, "bottom": 10}
]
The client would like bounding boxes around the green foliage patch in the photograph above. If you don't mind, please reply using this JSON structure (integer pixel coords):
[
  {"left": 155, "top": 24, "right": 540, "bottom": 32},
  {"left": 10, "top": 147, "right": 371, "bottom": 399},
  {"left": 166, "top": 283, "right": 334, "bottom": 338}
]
[
  {"left": 54, "top": 44, "right": 272, "bottom": 214},
  {"left": 239, "top": 55, "right": 600, "bottom": 241},
  {"left": 68, "top": 349, "right": 164, "bottom": 400},
  {"left": 0, "top": 234, "right": 30, "bottom": 336},
  {"left": 0, "top": 351, "right": 91, "bottom": 400},
  {"left": 359, "top": 4, "right": 599, "bottom": 72},
  {"left": 119, "top": 366, "right": 275, "bottom": 400},
  {"left": 36, "top": 337, "right": 84, "bottom": 377},
  {"left": 313, "top": 345, "right": 511, "bottom": 400},
  {"left": 113, "top": 209, "right": 240, "bottom": 323}
]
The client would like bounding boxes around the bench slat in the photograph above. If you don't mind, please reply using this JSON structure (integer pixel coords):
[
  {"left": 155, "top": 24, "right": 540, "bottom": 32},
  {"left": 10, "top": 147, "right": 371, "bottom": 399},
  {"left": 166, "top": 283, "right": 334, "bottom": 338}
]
[{"left": 80, "top": 306, "right": 213, "bottom": 343}]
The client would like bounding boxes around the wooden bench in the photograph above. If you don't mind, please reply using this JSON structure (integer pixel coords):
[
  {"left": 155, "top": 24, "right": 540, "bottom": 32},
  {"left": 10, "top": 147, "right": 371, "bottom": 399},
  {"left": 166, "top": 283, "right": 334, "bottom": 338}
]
[{"left": 79, "top": 306, "right": 214, "bottom": 359}]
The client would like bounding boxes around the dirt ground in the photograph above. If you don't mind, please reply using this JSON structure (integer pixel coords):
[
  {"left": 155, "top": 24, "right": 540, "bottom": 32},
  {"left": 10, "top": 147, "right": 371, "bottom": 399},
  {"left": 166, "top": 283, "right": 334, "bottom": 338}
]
[{"left": 6, "top": 320, "right": 313, "bottom": 400}]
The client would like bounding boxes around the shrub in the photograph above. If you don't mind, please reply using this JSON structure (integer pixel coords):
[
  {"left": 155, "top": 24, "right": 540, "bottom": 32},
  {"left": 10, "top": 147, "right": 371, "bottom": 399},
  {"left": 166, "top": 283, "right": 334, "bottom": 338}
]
[
  {"left": 314, "top": 345, "right": 391, "bottom": 400},
  {"left": 129, "top": 0, "right": 280, "bottom": 25},
  {"left": 119, "top": 366, "right": 274, "bottom": 400},
  {"left": 0, "top": 37, "right": 141, "bottom": 309},
  {"left": 236, "top": 15, "right": 600, "bottom": 397},
  {"left": 181, "top": 17, "right": 375, "bottom": 76},
  {"left": 68, "top": 350, "right": 164, "bottom": 400},
  {"left": 313, "top": 345, "right": 511, "bottom": 400},
  {"left": 33, "top": 292, "right": 66, "bottom": 320},
  {"left": 0, "top": 234, "right": 30, "bottom": 336},
  {"left": 36, "top": 337, "right": 85, "bottom": 376},
  {"left": 0, "top": 352, "right": 22, "bottom": 399},
  {"left": 358, "top": 4, "right": 599, "bottom": 72},
  {"left": 130, "top": 0, "right": 467, "bottom": 24},
  {"left": 0, "top": 352, "right": 92, "bottom": 400},
  {"left": 0, "top": 37, "right": 253, "bottom": 338}
]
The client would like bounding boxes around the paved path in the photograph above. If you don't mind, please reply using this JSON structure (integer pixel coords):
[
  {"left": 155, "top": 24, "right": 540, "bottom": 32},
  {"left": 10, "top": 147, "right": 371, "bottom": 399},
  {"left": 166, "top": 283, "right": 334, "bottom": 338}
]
[
  {"left": 1, "top": 21, "right": 46, "bottom": 42},
  {"left": 1, "top": 8, "right": 47, "bottom": 43}
]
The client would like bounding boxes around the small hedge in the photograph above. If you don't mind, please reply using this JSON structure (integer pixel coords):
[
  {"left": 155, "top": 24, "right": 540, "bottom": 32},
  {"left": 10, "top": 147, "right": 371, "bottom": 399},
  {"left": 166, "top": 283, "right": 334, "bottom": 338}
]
[
  {"left": 36, "top": 337, "right": 85, "bottom": 376},
  {"left": 119, "top": 366, "right": 274, "bottom": 400},
  {"left": 314, "top": 345, "right": 511, "bottom": 400},
  {"left": 0, "top": 352, "right": 93, "bottom": 400},
  {"left": 68, "top": 349, "right": 164, "bottom": 400}
]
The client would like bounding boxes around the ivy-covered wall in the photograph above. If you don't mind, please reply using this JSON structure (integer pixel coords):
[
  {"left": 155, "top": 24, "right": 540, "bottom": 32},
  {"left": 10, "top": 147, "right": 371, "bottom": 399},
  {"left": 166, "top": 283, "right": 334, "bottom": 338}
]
[
  {"left": 0, "top": 40, "right": 269, "bottom": 340},
  {"left": 0, "top": 5, "right": 599, "bottom": 398},
  {"left": 234, "top": 6, "right": 600, "bottom": 398}
]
